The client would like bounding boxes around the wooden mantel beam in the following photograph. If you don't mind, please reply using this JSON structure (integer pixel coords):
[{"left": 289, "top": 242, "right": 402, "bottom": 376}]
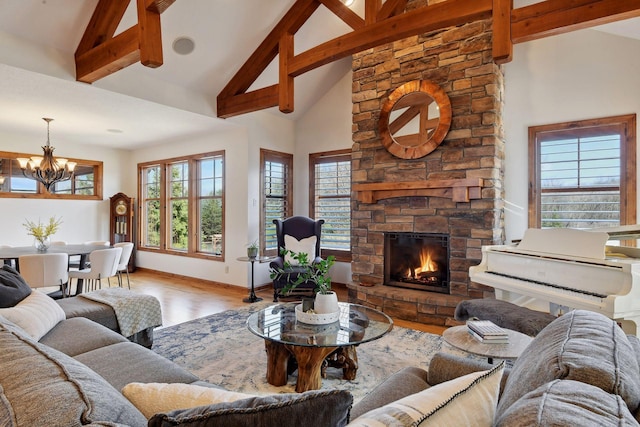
[
  {"left": 75, "top": 0, "right": 175, "bottom": 84},
  {"left": 353, "top": 179, "right": 484, "bottom": 203}
]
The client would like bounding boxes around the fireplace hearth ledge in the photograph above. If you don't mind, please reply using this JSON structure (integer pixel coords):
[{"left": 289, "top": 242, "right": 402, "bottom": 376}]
[{"left": 346, "top": 282, "right": 467, "bottom": 326}]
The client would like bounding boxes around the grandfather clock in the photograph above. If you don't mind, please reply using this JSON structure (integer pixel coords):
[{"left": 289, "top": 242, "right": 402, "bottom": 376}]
[{"left": 110, "top": 192, "right": 136, "bottom": 272}]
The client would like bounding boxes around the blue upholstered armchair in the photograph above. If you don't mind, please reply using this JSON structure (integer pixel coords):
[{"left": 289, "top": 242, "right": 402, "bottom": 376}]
[{"left": 269, "top": 216, "right": 324, "bottom": 302}]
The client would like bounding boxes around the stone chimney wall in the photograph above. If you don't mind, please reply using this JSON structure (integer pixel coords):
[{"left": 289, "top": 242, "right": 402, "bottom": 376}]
[{"left": 348, "top": 18, "right": 506, "bottom": 326}]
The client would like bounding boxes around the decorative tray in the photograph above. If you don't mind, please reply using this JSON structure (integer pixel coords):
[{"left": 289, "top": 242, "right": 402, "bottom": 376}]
[{"left": 295, "top": 304, "right": 340, "bottom": 325}]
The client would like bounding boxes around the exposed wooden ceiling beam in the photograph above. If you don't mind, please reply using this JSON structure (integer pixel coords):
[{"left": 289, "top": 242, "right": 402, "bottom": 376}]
[
  {"left": 365, "top": 0, "right": 382, "bottom": 24},
  {"left": 75, "top": 0, "right": 129, "bottom": 56},
  {"left": 512, "top": 0, "right": 640, "bottom": 44},
  {"left": 377, "top": 0, "right": 408, "bottom": 21},
  {"left": 289, "top": 0, "right": 492, "bottom": 77},
  {"left": 75, "top": 0, "right": 175, "bottom": 84},
  {"left": 218, "top": 0, "right": 492, "bottom": 118},
  {"left": 279, "top": 33, "right": 295, "bottom": 113},
  {"left": 319, "top": 0, "right": 365, "bottom": 30},
  {"left": 492, "top": 0, "right": 513, "bottom": 64},
  {"left": 217, "top": 0, "right": 321, "bottom": 100},
  {"left": 217, "top": 0, "right": 640, "bottom": 119}
]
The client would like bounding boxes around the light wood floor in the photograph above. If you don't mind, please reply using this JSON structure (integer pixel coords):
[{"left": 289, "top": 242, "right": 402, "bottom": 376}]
[{"left": 125, "top": 269, "right": 446, "bottom": 335}]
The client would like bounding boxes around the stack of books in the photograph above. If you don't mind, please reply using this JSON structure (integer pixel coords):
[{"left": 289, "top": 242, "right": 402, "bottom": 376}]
[{"left": 466, "top": 320, "right": 509, "bottom": 344}]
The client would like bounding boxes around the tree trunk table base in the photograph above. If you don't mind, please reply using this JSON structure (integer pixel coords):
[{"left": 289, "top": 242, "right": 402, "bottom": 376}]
[
  {"left": 322, "top": 346, "right": 358, "bottom": 380},
  {"left": 263, "top": 340, "right": 360, "bottom": 392},
  {"left": 247, "top": 303, "right": 393, "bottom": 393}
]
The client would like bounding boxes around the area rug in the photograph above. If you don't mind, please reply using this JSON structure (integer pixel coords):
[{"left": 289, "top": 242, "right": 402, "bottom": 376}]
[{"left": 152, "top": 302, "right": 465, "bottom": 403}]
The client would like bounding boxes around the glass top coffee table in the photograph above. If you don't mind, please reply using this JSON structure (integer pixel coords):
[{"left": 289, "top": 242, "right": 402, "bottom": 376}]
[{"left": 247, "top": 302, "right": 393, "bottom": 392}]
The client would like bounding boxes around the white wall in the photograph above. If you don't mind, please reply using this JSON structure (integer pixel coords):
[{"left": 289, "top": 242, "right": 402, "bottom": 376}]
[
  {"left": 229, "top": 111, "right": 297, "bottom": 287},
  {"left": 0, "top": 129, "right": 128, "bottom": 245},
  {"left": 294, "top": 69, "right": 354, "bottom": 284},
  {"left": 504, "top": 29, "right": 640, "bottom": 243}
]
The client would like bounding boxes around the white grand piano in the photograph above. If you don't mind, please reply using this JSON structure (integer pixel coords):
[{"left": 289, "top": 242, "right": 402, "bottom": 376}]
[{"left": 469, "top": 227, "right": 640, "bottom": 335}]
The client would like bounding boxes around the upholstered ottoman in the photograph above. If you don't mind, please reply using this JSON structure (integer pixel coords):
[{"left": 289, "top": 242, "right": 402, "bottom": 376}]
[
  {"left": 57, "top": 289, "right": 161, "bottom": 347},
  {"left": 455, "top": 298, "right": 556, "bottom": 336}
]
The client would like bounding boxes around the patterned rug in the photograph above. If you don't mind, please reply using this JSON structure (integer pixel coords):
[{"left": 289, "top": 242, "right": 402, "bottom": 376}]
[{"left": 151, "top": 301, "right": 459, "bottom": 403}]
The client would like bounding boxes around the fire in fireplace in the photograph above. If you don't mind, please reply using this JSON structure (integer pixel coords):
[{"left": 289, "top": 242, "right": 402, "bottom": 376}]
[{"left": 384, "top": 232, "right": 450, "bottom": 293}]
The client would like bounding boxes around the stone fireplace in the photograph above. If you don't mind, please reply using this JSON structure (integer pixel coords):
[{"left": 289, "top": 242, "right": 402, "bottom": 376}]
[{"left": 347, "top": 13, "right": 505, "bottom": 327}]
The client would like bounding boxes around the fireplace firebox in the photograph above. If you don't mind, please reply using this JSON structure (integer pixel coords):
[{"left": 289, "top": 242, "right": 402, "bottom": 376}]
[{"left": 384, "top": 233, "right": 450, "bottom": 293}]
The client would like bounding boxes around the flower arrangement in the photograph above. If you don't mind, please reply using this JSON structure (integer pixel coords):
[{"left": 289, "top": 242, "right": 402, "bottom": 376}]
[{"left": 23, "top": 216, "right": 62, "bottom": 250}]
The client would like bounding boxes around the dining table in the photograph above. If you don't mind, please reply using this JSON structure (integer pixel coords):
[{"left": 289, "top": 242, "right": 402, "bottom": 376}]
[{"left": 0, "top": 244, "right": 111, "bottom": 295}]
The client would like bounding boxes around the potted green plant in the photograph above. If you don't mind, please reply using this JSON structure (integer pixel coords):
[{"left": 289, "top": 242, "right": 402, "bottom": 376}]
[
  {"left": 246, "top": 240, "right": 259, "bottom": 259},
  {"left": 270, "top": 249, "right": 337, "bottom": 315},
  {"left": 23, "top": 216, "right": 62, "bottom": 252}
]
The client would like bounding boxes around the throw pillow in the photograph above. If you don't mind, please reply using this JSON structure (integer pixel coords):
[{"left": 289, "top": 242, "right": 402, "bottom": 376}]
[
  {"left": 0, "top": 289, "right": 65, "bottom": 340},
  {"left": 122, "top": 382, "right": 256, "bottom": 419},
  {"left": 148, "top": 389, "right": 353, "bottom": 427},
  {"left": 348, "top": 362, "right": 504, "bottom": 427},
  {"left": 284, "top": 235, "right": 317, "bottom": 265},
  {"left": 0, "top": 265, "right": 32, "bottom": 308},
  {"left": 495, "top": 379, "right": 638, "bottom": 426}
]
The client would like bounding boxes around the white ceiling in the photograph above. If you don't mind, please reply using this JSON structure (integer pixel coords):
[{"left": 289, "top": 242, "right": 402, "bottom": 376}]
[{"left": 0, "top": 0, "right": 637, "bottom": 150}]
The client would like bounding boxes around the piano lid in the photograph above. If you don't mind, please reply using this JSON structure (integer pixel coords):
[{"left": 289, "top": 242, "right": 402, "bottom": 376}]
[{"left": 516, "top": 228, "right": 609, "bottom": 260}]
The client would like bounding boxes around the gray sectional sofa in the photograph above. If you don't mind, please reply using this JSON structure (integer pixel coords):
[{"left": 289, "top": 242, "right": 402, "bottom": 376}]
[
  {"left": 350, "top": 309, "right": 640, "bottom": 425},
  {"left": 2, "top": 272, "right": 639, "bottom": 426}
]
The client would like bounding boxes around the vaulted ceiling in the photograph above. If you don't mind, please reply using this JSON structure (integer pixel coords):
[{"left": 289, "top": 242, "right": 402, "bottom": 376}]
[{"left": 0, "top": 0, "right": 639, "bottom": 149}]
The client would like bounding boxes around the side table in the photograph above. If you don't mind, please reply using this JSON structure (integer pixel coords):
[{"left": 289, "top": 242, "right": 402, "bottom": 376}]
[
  {"left": 237, "top": 256, "right": 273, "bottom": 303},
  {"left": 443, "top": 325, "right": 532, "bottom": 363}
]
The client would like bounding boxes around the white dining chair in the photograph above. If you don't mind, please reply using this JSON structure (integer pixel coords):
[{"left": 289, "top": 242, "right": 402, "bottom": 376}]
[
  {"left": 69, "top": 241, "right": 110, "bottom": 270},
  {"left": 68, "top": 247, "right": 122, "bottom": 293},
  {"left": 113, "top": 242, "right": 134, "bottom": 289},
  {"left": 18, "top": 253, "right": 70, "bottom": 298},
  {"left": 83, "top": 241, "right": 110, "bottom": 246}
]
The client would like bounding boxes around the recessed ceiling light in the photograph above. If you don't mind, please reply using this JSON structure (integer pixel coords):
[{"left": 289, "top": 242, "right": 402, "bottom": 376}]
[
  {"left": 343, "top": 0, "right": 355, "bottom": 6},
  {"left": 173, "top": 37, "right": 195, "bottom": 55}
]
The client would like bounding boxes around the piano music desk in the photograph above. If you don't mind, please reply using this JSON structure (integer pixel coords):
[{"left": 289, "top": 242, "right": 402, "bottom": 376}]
[{"left": 443, "top": 325, "right": 533, "bottom": 364}]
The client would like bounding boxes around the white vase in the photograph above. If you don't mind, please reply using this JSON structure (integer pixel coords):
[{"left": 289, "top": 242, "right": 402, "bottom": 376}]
[{"left": 314, "top": 291, "right": 339, "bottom": 314}]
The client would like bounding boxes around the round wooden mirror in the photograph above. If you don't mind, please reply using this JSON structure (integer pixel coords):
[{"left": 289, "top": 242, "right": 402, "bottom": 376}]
[{"left": 379, "top": 80, "right": 452, "bottom": 159}]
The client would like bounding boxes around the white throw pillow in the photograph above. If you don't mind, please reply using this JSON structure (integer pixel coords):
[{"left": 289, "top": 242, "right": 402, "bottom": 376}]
[
  {"left": 284, "top": 235, "right": 317, "bottom": 265},
  {"left": 122, "top": 382, "right": 256, "bottom": 419},
  {"left": 348, "top": 362, "right": 504, "bottom": 427},
  {"left": 0, "top": 289, "right": 65, "bottom": 340}
]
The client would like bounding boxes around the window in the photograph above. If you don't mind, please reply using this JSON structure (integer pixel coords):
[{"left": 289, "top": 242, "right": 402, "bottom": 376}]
[
  {"left": 310, "top": 149, "right": 351, "bottom": 261},
  {"left": 529, "top": 115, "right": 636, "bottom": 230},
  {"left": 261, "top": 149, "right": 293, "bottom": 256},
  {"left": 0, "top": 152, "right": 102, "bottom": 199},
  {"left": 138, "top": 151, "right": 225, "bottom": 259}
]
